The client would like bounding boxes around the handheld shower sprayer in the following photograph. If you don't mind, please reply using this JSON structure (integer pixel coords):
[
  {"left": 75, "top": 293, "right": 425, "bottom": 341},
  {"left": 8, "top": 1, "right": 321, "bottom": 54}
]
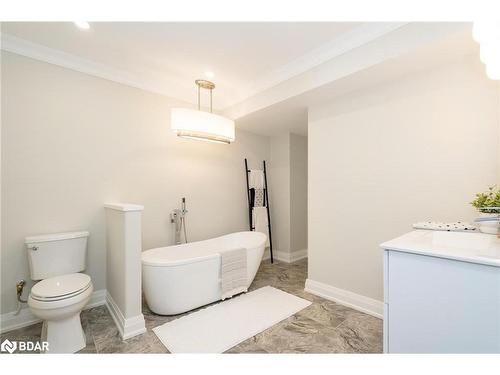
[
  {"left": 182, "top": 197, "right": 187, "bottom": 214},
  {"left": 171, "top": 197, "right": 188, "bottom": 244}
]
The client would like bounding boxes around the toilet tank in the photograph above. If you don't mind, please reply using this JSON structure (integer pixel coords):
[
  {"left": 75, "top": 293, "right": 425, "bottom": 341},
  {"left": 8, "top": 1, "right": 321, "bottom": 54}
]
[{"left": 25, "top": 231, "right": 90, "bottom": 280}]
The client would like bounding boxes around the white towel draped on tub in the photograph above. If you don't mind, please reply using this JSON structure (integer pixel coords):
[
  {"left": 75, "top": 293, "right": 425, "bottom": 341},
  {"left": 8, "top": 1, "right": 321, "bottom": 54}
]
[
  {"left": 249, "top": 170, "right": 265, "bottom": 189},
  {"left": 220, "top": 248, "right": 248, "bottom": 300},
  {"left": 252, "top": 206, "right": 270, "bottom": 247}
]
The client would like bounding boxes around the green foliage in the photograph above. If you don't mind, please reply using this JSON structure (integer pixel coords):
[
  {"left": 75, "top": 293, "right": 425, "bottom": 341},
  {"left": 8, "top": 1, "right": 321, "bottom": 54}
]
[{"left": 471, "top": 186, "right": 500, "bottom": 213}]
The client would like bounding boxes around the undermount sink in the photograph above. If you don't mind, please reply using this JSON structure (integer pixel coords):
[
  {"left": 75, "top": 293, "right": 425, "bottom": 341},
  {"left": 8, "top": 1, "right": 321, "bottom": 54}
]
[{"left": 431, "top": 230, "right": 494, "bottom": 250}]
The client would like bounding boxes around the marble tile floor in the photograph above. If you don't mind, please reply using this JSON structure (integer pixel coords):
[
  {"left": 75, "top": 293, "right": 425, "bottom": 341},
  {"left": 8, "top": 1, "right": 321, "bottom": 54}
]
[{"left": 1, "top": 259, "right": 382, "bottom": 354}]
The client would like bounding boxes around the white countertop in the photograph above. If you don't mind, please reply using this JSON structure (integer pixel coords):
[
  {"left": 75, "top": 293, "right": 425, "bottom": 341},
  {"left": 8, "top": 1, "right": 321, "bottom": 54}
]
[{"left": 380, "top": 230, "right": 500, "bottom": 267}]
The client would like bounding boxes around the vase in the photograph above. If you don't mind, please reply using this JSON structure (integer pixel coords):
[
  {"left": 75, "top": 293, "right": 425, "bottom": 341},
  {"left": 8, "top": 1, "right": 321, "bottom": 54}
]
[{"left": 478, "top": 212, "right": 500, "bottom": 235}]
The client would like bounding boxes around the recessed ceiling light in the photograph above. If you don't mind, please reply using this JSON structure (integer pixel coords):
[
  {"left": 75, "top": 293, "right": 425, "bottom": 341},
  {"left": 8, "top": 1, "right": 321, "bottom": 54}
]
[
  {"left": 74, "top": 21, "right": 90, "bottom": 29},
  {"left": 204, "top": 71, "right": 215, "bottom": 79}
]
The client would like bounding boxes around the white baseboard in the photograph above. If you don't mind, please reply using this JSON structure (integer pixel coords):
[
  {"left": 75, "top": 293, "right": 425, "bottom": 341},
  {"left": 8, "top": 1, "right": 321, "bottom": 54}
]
[
  {"left": 86, "top": 289, "right": 107, "bottom": 309},
  {"left": 105, "top": 292, "right": 146, "bottom": 340},
  {"left": 304, "top": 279, "right": 383, "bottom": 319},
  {"left": 0, "top": 289, "right": 107, "bottom": 334},
  {"left": 0, "top": 305, "right": 40, "bottom": 334},
  {"left": 288, "top": 249, "right": 308, "bottom": 263},
  {"left": 263, "top": 248, "right": 308, "bottom": 263}
]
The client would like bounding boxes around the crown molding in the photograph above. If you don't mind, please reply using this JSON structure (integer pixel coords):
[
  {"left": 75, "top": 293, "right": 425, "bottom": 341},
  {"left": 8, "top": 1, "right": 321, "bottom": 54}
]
[
  {"left": 224, "top": 22, "right": 470, "bottom": 120},
  {"left": 1, "top": 24, "right": 407, "bottom": 111},
  {"left": 0, "top": 33, "right": 195, "bottom": 105},
  {"left": 234, "top": 22, "right": 407, "bottom": 105}
]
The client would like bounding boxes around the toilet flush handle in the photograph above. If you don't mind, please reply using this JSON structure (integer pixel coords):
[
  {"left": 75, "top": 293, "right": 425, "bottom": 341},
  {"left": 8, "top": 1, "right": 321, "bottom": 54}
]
[{"left": 28, "top": 245, "right": 38, "bottom": 251}]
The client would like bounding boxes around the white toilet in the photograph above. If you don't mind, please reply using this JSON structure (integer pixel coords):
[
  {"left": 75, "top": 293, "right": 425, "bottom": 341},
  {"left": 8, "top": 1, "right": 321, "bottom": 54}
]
[{"left": 26, "top": 231, "right": 93, "bottom": 353}]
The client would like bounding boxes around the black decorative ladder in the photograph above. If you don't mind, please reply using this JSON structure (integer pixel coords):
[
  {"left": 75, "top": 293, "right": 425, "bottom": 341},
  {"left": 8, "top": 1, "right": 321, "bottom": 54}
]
[{"left": 244, "top": 158, "right": 274, "bottom": 263}]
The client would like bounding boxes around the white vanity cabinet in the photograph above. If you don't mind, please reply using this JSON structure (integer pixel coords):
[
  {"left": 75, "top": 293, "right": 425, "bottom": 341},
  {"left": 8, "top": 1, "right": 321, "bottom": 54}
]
[{"left": 381, "top": 230, "right": 500, "bottom": 353}]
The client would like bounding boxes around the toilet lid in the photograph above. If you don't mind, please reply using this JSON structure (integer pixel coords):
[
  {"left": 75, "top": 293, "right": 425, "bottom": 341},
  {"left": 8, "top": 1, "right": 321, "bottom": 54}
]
[{"left": 31, "top": 273, "right": 91, "bottom": 300}]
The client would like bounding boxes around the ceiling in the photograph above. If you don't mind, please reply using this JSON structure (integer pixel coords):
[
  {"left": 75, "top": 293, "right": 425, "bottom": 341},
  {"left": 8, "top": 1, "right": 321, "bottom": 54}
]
[
  {"left": 1, "top": 22, "right": 477, "bottom": 137},
  {"left": 2, "top": 22, "right": 360, "bottom": 108},
  {"left": 235, "top": 27, "right": 479, "bottom": 136}
]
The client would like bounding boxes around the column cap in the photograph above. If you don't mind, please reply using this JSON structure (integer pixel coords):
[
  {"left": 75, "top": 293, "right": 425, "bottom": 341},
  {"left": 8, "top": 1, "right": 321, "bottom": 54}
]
[{"left": 104, "top": 203, "right": 144, "bottom": 212}]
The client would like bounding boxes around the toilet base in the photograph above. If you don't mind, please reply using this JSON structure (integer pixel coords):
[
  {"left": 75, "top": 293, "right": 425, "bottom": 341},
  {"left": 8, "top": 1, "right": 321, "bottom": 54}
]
[{"left": 41, "top": 313, "right": 86, "bottom": 353}]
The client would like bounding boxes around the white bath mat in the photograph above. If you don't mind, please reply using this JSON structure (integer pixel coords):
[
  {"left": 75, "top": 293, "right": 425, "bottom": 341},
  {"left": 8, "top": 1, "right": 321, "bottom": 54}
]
[{"left": 152, "top": 286, "right": 312, "bottom": 353}]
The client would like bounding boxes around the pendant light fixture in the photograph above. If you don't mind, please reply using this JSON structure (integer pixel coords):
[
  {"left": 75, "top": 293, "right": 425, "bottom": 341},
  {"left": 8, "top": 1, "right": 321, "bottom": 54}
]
[{"left": 171, "top": 80, "right": 235, "bottom": 144}]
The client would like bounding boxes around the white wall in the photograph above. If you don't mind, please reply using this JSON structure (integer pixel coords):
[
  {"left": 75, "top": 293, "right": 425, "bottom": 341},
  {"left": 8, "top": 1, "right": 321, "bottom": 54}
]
[
  {"left": 269, "top": 134, "right": 290, "bottom": 255},
  {"left": 290, "top": 133, "right": 308, "bottom": 253},
  {"left": 308, "top": 57, "right": 500, "bottom": 302},
  {"left": 268, "top": 133, "right": 308, "bottom": 259},
  {"left": 1, "top": 51, "right": 270, "bottom": 314}
]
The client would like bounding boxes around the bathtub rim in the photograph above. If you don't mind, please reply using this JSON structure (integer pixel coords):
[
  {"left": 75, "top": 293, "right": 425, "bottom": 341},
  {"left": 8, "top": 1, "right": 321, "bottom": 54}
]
[{"left": 142, "top": 231, "right": 267, "bottom": 267}]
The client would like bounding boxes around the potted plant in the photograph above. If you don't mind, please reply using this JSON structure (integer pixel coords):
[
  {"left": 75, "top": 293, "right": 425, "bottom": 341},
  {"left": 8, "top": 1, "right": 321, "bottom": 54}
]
[{"left": 471, "top": 186, "right": 500, "bottom": 234}]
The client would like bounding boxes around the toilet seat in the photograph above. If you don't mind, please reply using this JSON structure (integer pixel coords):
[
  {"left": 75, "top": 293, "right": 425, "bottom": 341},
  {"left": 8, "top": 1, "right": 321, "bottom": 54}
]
[{"left": 30, "top": 273, "right": 92, "bottom": 302}]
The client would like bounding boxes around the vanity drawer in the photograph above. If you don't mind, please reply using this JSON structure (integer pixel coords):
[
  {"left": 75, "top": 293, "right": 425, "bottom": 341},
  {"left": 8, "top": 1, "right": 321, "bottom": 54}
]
[{"left": 385, "top": 250, "right": 500, "bottom": 353}]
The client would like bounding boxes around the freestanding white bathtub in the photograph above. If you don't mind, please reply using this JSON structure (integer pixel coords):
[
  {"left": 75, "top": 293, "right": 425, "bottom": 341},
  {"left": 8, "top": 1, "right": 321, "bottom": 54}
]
[{"left": 142, "top": 231, "right": 267, "bottom": 315}]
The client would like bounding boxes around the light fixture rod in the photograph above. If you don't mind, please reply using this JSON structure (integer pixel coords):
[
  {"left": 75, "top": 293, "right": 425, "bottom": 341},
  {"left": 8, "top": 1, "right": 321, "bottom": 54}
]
[
  {"left": 198, "top": 85, "right": 201, "bottom": 110},
  {"left": 195, "top": 79, "right": 216, "bottom": 112}
]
